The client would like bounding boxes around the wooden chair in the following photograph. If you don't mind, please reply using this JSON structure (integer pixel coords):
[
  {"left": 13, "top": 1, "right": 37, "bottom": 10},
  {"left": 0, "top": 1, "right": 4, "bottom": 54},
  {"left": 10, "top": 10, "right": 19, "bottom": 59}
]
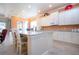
[
  {"left": 12, "top": 29, "right": 28, "bottom": 55},
  {"left": 11, "top": 29, "right": 18, "bottom": 53}
]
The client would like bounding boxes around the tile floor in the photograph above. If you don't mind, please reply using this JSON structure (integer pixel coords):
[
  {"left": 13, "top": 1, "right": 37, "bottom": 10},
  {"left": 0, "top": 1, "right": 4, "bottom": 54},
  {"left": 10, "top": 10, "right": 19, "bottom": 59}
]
[
  {"left": 0, "top": 32, "right": 17, "bottom": 55},
  {"left": 46, "top": 40, "right": 79, "bottom": 55}
]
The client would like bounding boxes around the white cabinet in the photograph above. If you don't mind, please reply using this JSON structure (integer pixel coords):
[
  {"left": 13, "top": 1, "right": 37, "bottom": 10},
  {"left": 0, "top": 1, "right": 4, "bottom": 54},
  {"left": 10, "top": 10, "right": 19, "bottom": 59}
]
[
  {"left": 39, "top": 8, "right": 79, "bottom": 26},
  {"left": 59, "top": 8, "right": 79, "bottom": 25},
  {"left": 28, "top": 31, "right": 53, "bottom": 55},
  {"left": 58, "top": 12, "right": 65, "bottom": 25},
  {"left": 71, "top": 32, "right": 79, "bottom": 44},
  {"left": 53, "top": 31, "right": 71, "bottom": 42},
  {"left": 39, "top": 12, "right": 59, "bottom": 26},
  {"left": 53, "top": 31, "right": 79, "bottom": 44},
  {"left": 49, "top": 12, "right": 59, "bottom": 25}
]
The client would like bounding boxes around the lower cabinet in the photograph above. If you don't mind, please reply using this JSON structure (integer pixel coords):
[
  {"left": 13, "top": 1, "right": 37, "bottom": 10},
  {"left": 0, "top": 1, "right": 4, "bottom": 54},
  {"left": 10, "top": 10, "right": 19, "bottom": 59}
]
[
  {"left": 53, "top": 31, "right": 79, "bottom": 45},
  {"left": 70, "top": 32, "right": 79, "bottom": 44}
]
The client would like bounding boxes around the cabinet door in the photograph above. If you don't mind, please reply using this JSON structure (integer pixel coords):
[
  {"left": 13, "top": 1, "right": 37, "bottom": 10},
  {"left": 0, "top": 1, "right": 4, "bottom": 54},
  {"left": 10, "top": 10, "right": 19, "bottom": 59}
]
[
  {"left": 53, "top": 32, "right": 71, "bottom": 42},
  {"left": 59, "top": 8, "right": 79, "bottom": 25},
  {"left": 61, "top": 32, "right": 71, "bottom": 42},
  {"left": 30, "top": 31, "right": 53, "bottom": 55},
  {"left": 59, "top": 12, "right": 65, "bottom": 25},
  {"left": 53, "top": 31, "right": 64, "bottom": 41},
  {"left": 49, "top": 12, "right": 59, "bottom": 25},
  {"left": 71, "top": 32, "right": 79, "bottom": 44}
]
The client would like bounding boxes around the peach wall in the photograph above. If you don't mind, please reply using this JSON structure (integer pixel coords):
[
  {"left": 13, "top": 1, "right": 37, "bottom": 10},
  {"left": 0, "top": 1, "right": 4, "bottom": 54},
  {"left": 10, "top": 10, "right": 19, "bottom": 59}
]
[
  {"left": 11, "top": 16, "right": 26, "bottom": 29},
  {"left": 11, "top": 16, "right": 33, "bottom": 29}
]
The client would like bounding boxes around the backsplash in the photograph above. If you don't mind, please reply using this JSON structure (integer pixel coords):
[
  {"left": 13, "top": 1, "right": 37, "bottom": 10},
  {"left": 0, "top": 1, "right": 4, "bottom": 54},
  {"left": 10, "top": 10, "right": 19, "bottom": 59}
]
[{"left": 41, "top": 25, "right": 79, "bottom": 31}]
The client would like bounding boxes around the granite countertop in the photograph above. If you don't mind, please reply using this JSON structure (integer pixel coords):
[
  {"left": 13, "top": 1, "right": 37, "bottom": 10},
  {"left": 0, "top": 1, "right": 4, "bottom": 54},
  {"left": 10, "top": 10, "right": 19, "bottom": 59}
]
[
  {"left": 20, "top": 31, "right": 43, "bottom": 35},
  {"left": 20, "top": 30, "right": 79, "bottom": 36},
  {"left": 52, "top": 30, "right": 79, "bottom": 33},
  {"left": 20, "top": 30, "right": 53, "bottom": 36}
]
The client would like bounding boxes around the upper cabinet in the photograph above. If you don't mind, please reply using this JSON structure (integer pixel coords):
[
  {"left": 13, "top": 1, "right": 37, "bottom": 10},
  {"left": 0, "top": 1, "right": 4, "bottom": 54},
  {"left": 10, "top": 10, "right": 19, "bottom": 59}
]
[
  {"left": 59, "top": 8, "right": 79, "bottom": 25},
  {"left": 38, "top": 7, "right": 79, "bottom": 26},
  {"left": 49, "top": 12, "right": 59, "bottom": 25},
  {"left": 38, "top": 12, "right": 59, "bottom": 26}
]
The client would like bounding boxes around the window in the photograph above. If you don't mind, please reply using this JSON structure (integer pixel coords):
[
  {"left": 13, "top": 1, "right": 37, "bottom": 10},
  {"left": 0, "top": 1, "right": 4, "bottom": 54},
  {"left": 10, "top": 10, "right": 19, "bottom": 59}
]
[
  {"left": 17, "top": 21, "right": 23, "bottom": 33},
  {"left": 31, "top": 21, "right": 37, "bottom": 31},
  {"left": 17, "top": 21, "right": 37, "bottom": 33},
  {"left": 0, "top": 22, "right": 6, "bottom": 32}
]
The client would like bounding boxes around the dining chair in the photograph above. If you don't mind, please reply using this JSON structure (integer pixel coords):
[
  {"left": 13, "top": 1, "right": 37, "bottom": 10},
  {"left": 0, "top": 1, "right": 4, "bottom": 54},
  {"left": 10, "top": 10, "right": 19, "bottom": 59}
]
[
  {"left": 12, "top": 29, "right": 28, "bottom": 55},
  {"left": 0, "top": 29, "right": 8, "bottom": 44}
]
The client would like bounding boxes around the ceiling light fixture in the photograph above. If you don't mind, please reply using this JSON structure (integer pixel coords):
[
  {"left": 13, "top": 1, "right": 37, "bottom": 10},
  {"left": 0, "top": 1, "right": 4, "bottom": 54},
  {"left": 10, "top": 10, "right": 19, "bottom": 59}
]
[
  {"left": 65, "top": 4, "right": 74, "bottom": 10},
  {"left": 28, "top": 5, "right": 31, "bottom": 8},
  {"left": 38, "top": 10, "right": 41, "bottom": 13},
  {"left": 22, "top": 10, "right": 25, "bottom": 13},
  {"left": 49, "top": 4, "right": 52, "bottom": 8}
]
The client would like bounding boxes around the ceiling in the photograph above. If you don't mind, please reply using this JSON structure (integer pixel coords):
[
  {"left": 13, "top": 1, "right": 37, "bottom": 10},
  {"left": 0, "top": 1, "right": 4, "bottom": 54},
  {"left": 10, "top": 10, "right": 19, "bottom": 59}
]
[{"left": 0, "top": 3, "right": 69, "bottom": 18}]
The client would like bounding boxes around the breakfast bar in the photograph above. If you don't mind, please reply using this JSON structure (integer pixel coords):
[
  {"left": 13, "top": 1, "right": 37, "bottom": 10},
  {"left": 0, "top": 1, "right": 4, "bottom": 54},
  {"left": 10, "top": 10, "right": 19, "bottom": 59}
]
[{"left": 21, "top": 31, "right": 53, "bottom": 55}]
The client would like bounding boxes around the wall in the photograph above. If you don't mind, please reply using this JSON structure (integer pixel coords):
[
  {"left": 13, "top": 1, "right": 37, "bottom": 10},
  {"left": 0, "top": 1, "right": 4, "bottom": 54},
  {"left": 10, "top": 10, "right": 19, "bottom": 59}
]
[
  {"left": 11, "top": 16, "right": 29, "bottom": 29},
  {"left": 11, "top": 16, "right": 36, "bottom": 31}
]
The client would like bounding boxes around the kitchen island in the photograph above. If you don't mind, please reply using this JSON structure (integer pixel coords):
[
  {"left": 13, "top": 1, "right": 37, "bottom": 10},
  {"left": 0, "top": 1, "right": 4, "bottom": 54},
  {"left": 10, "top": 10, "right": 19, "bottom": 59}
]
[{"left": 21, "top": 31, "right": 53, "bottom": 55}]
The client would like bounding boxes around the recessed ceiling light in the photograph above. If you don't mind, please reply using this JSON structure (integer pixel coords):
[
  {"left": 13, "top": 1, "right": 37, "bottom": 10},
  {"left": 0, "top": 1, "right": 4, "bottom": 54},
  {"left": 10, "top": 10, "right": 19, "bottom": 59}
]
[
  {"left": 42, "top": 9, "right": 45, "bottom": 12},
  {"left": 28, "top": 5, "right": 31, "bottom": 8},
  {"left": 38, "top": 10, "right": 41, "bottom": 13},
  {"left": 22, "top": 10, "right": 25, "bottom": 13},
  {"left": 49, "top": 4, "right": 52, "bottom": 8}
]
